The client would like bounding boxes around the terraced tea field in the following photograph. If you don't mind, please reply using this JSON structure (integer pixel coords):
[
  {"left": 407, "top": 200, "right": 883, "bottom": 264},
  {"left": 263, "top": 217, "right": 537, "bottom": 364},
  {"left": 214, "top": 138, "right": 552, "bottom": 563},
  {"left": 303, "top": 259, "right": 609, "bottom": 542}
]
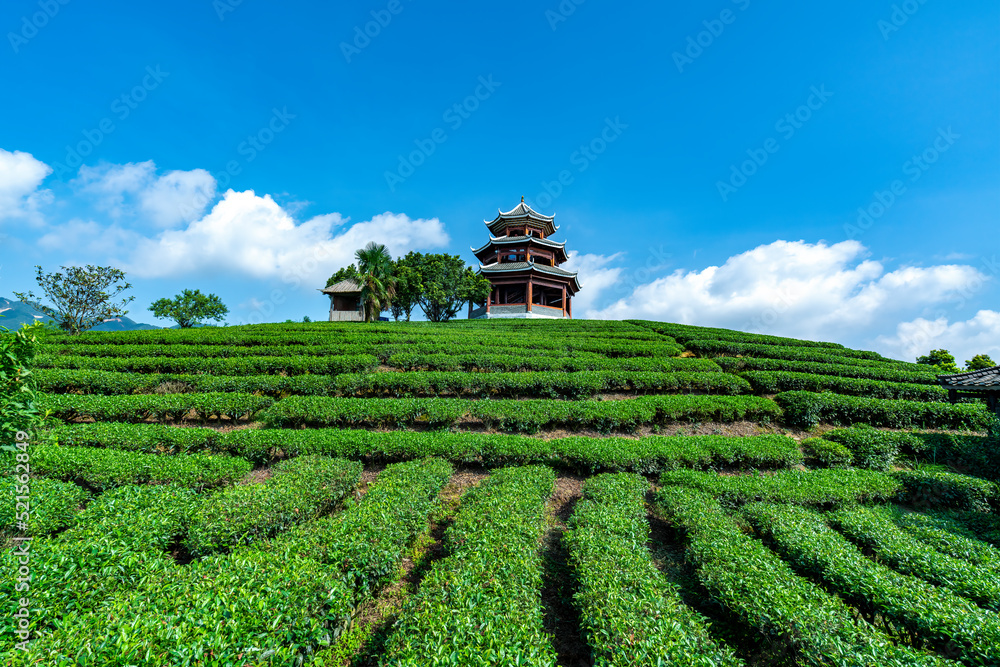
[{"left": 4, "top": 319, "right": 999, "bottom": 666}]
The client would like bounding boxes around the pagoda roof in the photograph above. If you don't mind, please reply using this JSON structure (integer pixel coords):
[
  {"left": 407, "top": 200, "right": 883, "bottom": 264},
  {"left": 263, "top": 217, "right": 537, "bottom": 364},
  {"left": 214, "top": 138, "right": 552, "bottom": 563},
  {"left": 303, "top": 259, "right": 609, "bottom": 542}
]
[
  {"left": 320, "top": 278, "right": 362, "bottom": 294},
  {"left": 937, "top": 366, "right": 1000, "bottom": 391},
  {"left": 471, "top": 235, "right": 569, "bottom": 263},
  {"left": 479, "top": 261, "right": 581, "bottom": 292},
  {"left": 485, "top": 200, "right": 558, "bottom": 237}
]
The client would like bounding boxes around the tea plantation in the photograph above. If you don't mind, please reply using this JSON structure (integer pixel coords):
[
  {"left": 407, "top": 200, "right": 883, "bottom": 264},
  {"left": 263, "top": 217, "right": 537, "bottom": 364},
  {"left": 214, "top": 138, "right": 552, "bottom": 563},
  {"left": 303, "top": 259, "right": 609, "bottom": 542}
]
[{"left": 4, "top": 319, "right": 1000, "bottom": 666}]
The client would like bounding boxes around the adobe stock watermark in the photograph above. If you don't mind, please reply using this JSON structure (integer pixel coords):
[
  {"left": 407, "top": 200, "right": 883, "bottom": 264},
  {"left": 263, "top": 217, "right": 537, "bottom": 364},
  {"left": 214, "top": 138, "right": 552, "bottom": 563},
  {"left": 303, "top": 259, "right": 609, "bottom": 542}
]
[
  {"left": 878, "top": 0, "right": 929, "bottom": 40},
  {"left": 844, "top": 126, "right": 958, "bottom": 239},
  {"left": 528, "top": 117, "right": 628, "bottom": 210},
  {"left": 11, "top": 430, "right": 33, "bottom": 652},
  {"left": 545, "top": 0, "right": 585, "bottom": 31},
  {"left": 716, "top": 84, "right": 834, "bottom": 202},
  {"left": 51, "top": 66, "right": 170, "bottom": 179},
  {"left": 7, "top": 0, "right": 70, "bottom": 54},
  {"left": 384, "top": 75, "right": 501, "bottom": 192},
  {"left": 341, "top": 0, "right": 413, "bottom": 63},
  {"left": 673, "top": 0, "right": 751, "bottom": 74},
  {"left": 178, "top": 107, "right": 296, "bottom": 219}
]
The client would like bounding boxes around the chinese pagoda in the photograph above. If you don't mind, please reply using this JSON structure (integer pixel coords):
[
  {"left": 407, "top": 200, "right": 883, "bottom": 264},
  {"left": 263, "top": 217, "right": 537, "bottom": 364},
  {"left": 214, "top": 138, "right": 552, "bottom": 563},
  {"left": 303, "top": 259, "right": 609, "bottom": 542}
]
[{"left": 468, "top": 199, "right": 581, "bottom": 319}]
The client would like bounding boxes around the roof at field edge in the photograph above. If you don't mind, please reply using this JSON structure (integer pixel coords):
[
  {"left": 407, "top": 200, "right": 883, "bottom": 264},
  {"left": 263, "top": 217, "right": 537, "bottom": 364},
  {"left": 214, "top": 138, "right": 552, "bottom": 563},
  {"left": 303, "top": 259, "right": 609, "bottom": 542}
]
[{"left": 937, "top": 365, "right": 1000, "bottom": 388}]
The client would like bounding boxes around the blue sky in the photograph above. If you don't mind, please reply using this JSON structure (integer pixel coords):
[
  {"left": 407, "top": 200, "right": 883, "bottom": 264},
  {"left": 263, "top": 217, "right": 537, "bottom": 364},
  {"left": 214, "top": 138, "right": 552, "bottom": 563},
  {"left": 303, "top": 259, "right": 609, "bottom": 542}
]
[{"left": 1, "top": 0, "right": 997, "bottom": 362}]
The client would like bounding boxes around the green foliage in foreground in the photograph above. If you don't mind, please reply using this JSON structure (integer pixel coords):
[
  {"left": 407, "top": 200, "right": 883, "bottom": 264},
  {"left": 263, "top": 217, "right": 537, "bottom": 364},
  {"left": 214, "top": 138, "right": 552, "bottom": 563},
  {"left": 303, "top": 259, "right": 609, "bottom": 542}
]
[
  {"left": 744, "top": 503, "right": 1000, "bottom": 665},
  {"left": 564, "top": 473, "right": 743, "bottom": 665},
  {"left": 774, "top": 391, "right": 991, "bottom": 430},
  {"left": 1, "top": 323, "right": 43, "bottom": 444},
  {"left": 654, "top": 487, "right": 950, "bottom": 667},
  {"left": 659, "top": 468, "right": 903, "bottom": 508},
  {"left": 893, "top": 469, "right": 1000, "bottom": 513},
  {"left": 0, "top": 476, "right": 90, "bottom": 536},
  {"left": 822, "top": 425, "right": 920, "bottom": 471},
  {"left": 380, "top": 465, "right": 557, "bottom": 666},
  {"left": 800, "top": 437, "right": 853, "bottom": 468},
  {"left": 888, "top": 507, "right": 1000, "bottom": 569},
  {"left": 260, "top": 394, "right": 782, "bottom": 433},
  {"left": 184, "top": 456, "right": 362, "bottom": 557}
]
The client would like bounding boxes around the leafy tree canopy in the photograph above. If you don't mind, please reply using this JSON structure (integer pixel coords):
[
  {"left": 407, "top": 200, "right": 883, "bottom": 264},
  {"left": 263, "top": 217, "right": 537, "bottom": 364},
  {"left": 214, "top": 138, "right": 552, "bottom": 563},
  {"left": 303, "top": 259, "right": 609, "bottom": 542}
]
[
  {"left": 966, "top": 353, "right": 996, "bottom": 371},
  {"left": 389, "top": 260, "right": 423, "bottom": 322},
  {"left": 325, "top": 264, "right": 358, "bottom": 288},
  {"left": 13, "top": 265, "right": 134, "bottom": 335},
  {"left": 403, "top": 252, "right": 492, "bottom": 322},
  {"left": 149, "top": 289, "right": 229, "bottom": 328},
  {"left": 916, "top": 349, "right": 961, "bottom": 374}
]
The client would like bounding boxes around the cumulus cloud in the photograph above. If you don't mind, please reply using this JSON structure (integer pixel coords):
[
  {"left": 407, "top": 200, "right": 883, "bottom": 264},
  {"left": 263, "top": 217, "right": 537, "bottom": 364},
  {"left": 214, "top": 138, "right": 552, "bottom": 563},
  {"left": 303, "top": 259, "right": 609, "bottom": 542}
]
[
  {"left": 75, "top": 161, "right": 216, "bottom": 227},
  {"left": 124, "top": 189, "right": 450, "bottom": 286},
  {"left": 561, "top": 250, "right": 625, "bottom": 316},
  {"left": 877, "top": 310, "right": 1000, "bottom": 367},
  {"left": 0, "top": 148, "right": 52, "bottom": 224},
  {"left": 591, "top": 240, "right": 989, "bottom": 347}
]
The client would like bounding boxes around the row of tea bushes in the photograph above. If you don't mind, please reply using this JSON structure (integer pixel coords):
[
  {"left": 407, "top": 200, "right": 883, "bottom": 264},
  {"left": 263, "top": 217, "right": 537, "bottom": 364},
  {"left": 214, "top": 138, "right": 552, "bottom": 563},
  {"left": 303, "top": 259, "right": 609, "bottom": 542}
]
[
  {"left": 774, "top": 391, "right": 991, "bottom": 430},
  {"left": 654, "top": 487, "right": 949, "bottom": 667},
  {"left": 741, "top": 370, "right": 948, "bottom": 401},
  {"left": 184, "top": 456, "right": 362, "bottom": 557},
  {"left": 47, "top": 422, "right": 803, "bottom": 471},
  {"left": 744, "top": 503, "right": 1000, "bottom": 665},
  {"left": 0, "top": 477, "right": 90, "bottom": 536},
  {"left": 829, "top": 505, "right": 1000, "bottom": 612},
  {"left": 380, "top": 465, "right": 558, "bottom": 666},
  {"left": 685, "top": 339, "right": 890, "bottom": 363},
  {"left": 34, "top": 353, "right": 379, "bottom": 376},
  {"left": 564, "top": 473, "right": 743, "bottom": 665},
  {"left": 715, "top": 357, "right": 939, "bottom": 385},
  {"left": 259, "top": 395, "right": 783, "bottom": 433},
  {"left": 39, "top": 392, "right": 275, "bottom": 423},
  {"left": 386, "top": 353, "right": 720, "bottom": 373},
  {"left": 627, "top": 320, "right": 844, "bottom": 349}
]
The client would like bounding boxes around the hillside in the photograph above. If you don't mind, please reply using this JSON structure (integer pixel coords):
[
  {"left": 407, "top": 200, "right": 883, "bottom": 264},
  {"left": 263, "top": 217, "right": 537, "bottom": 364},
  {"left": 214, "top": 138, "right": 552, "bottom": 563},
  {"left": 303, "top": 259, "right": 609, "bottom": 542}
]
[
  {"left": 4, "top": 318, "right": 999, "bottom": 666},
  {"left": 0, "top": 297, "right": 159, "bottom": 332}
]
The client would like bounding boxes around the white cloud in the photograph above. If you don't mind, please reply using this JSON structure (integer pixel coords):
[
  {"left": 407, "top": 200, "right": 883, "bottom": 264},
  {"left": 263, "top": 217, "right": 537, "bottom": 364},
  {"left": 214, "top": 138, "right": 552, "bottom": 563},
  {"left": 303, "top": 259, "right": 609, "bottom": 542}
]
[
  {"left": 125, "top": 189, "right": 450, "bottom": 287},
  {"left": 561, "top": 250, "right": 624, "bottom": 316},
  {"left": 75, "top": 161, "right": 215, "bottom": 227},
  {"left": 0, "top": 148, "right": 52, "bottom": 224},
  {"left": 591, "top": 240, "right": 989, "bottom": 349},
  {"left": 877, "top": 310, "right": 1000, "bottom": 367}
]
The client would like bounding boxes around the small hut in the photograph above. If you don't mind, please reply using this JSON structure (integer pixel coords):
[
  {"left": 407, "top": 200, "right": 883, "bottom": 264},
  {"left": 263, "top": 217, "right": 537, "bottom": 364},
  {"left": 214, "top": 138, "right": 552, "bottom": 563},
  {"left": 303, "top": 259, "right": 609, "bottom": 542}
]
[
  {"left": 937, "top": 365, "right": 1000, "bottom": 419},
  {"left": 320, "top": 279, "right": 364, "bottom": 322}
]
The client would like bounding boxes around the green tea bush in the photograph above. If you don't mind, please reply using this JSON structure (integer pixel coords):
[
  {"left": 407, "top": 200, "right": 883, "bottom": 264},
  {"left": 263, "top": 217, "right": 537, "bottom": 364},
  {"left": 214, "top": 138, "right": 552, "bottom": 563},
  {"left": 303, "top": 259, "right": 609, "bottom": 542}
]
[
  {"left": 658, "top": 468, "right": 902, "bottom": 507},
  {"left": 564, "top": 473, "right": 743, "bottom": 665},
  {"left": 628, "top": 320, "right": 844, "bottom": 348},
  {"left": 0, "top": 476, "right": 90, "bottom": 536},
  {"left": 822, "top": 426, "right": 919, "bottom": 471},
  {"left": 185, "top": 456, "right": 362, "bottom": 556},
  {"left": 380, "top": 465, "right": 558, "bottom": 666},
  {"left": 34, "top": 352, "right": 378, "bottom": 376},
  {"left": 829, "top": 505, "right": 1000, "bottom": 611},
  {"left": 800, "top": 437, "right": 853, "bottom": 468},
  {"left": 25, "top": 444, "right": 251, "bottom": 490},
  {"left": 654, "top": 487, "right": 947, "bottom": 666},
  {"left": 1, "top": 323, "right": 43, "bottom": 444},
  {"left": 39, "top": 392, "right": 274, "bottom": 423},
  {"left": 888, "top": 508, "right": 1000, "bottom": 569},
  {"left": 715, "top": 356, "right": 939, "bottom": 384},
  {"left": 745, "top": 502, "right": 1000, "bottom": 665},
  {"left": 50, "top": 422, "right": 220, "bottom": 453},
  {"left": 774, "top": 391, "right": 991, "bottom": 430},
  {"left": 894, "top": 469, "right": 999, "bottom": 512},
  {"left": 741, "top": 370, "right": 948, "bottom": 401},
  {"left": 911, "top": 431, "right": 1000, "bottom": 482}
]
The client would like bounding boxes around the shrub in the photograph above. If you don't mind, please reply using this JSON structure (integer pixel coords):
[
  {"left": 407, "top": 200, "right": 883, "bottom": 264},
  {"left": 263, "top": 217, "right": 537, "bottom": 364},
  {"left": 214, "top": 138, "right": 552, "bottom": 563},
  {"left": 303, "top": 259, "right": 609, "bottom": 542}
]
[
  {"left": 774, "top": 391, "right": 991, "bottom": 430},
  {"left": 184, "top": 456, "right": 362, "bottom": 556},
  {"left": 822, "top": 425, "right": 915, "bottom": 471},
  {"left": 0, "top": 476, "right": 90, "bottom": 536},
  {"left": 894, "top": 469, "right": 1000, "bottom": 512},
  {"left": 800, "top": 437, "right": 853, "bottom": 468},
  {"left": 564, "top": 473, "right": 743, "bottom": 665},
  {"left": 741, "top": 370, "right": 948, "bottom": 401},
  {"left": 38, "top": 392, "right": 274, "bottom": 423}
]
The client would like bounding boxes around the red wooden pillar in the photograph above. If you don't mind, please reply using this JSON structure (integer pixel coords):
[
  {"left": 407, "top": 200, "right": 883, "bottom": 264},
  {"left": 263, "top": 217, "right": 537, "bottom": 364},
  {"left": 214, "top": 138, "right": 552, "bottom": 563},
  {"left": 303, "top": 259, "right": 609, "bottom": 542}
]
[
  {"left": 526, "top": 278, "right": 533, "bottom": 313},
  {"left": 567, "top": 295, "right": 572, "bottom": 319},
  {"left": 561, "top": 285, "right": 566, "bottom": 318}
]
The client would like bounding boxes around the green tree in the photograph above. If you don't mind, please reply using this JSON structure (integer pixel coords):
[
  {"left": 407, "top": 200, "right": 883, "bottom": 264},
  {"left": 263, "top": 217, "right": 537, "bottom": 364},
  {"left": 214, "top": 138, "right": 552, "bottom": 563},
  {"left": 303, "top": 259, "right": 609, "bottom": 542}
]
[
  {"left": 13, "top": 265, "right": 134, "bottom": 335},
  {"left": 916, "top": 349, "right": 961, "bottom": 374},
  {"left": 406, "top": 252, "right": 492, "bottom": 322},
  {"left": 325, "top": 264, "right": 358, "bottom": 288},
  {"left": 966, "top": 354, "right": 996, "bottom": 371},
  {"left": 389, "top": 259, "right": 422, "bottom": 322},
  {"left": 355, "top": 242, "right": 396, "bottom": 322},
  {"left": 149, "top": 289, "right": 229, "bottom": 328}
]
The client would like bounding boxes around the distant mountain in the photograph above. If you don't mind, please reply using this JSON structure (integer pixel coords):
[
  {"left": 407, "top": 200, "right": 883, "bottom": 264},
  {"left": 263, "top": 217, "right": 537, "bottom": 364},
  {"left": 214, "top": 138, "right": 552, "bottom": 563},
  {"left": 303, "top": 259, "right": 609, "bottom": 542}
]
[{"left": 0, "top": 298, "right": 161, "bottom": 332}]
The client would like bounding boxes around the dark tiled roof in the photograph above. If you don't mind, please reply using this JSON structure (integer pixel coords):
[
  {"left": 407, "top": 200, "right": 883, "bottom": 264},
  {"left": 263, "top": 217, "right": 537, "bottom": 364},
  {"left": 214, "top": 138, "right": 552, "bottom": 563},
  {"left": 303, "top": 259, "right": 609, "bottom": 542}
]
[
  {"left": 478, "top": 261, "right": 582, "bottom": 292},
  {"left": 937, "top": 366, "right": 1000, "bottom": 389},
  {"left": 485, "top": 201, "right": 558, "bottom": 237}
]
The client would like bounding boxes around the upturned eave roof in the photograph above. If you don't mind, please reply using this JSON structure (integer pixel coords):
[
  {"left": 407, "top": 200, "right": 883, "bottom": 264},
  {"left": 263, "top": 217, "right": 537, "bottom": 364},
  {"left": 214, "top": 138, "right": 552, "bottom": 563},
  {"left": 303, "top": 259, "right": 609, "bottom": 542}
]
[
  {"left": 937, "top": 365, "right": 1000, "bottom": 390},
  {"left": 484, "top": 201, "right": 558, "bottom": 236}
]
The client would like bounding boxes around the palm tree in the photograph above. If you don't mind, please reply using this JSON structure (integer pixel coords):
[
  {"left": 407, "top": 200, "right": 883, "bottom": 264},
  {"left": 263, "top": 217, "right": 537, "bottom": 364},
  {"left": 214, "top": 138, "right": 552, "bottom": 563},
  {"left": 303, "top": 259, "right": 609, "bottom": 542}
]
[{"left": 355, "top": 242, "right": 396, "bottom": 322}]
